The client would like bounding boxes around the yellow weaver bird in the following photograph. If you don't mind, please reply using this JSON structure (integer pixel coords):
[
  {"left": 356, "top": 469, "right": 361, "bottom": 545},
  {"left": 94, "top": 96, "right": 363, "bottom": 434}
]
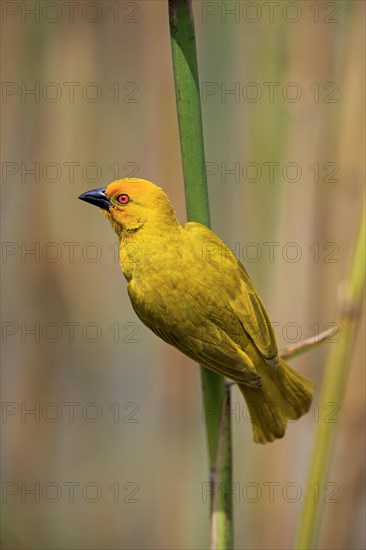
[{"left": 79, "top": 178, "right": 314, "bottom": 443}]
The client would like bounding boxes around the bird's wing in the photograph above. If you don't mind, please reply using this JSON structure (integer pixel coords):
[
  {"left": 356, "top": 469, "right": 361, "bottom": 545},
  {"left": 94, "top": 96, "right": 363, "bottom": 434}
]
[
  {"left": 141, "top": 319, "right": 184, "bottom": 350},
  {"left": 228, "top": 279, "right": 278, "bottom": 361},
  {"left": 144, "top": 316, "right": 262, "bottom": 387},
  {"left": 129, "top": 274, "right": 261, "bottom": 385},
  {"left": 184, "top": 221, "right": 278, "bottom": 361}
]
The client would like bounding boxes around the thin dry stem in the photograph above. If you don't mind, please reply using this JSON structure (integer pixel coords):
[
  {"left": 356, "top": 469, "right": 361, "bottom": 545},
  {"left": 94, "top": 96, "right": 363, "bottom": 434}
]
[{"left": 279, "top": 325, "right": 338, "bottom": 360}]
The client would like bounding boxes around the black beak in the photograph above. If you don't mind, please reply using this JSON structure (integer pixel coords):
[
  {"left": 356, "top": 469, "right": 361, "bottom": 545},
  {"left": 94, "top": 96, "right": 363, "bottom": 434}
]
[{"left": 78, "top": 187, "right": 111, "bottom": 211}]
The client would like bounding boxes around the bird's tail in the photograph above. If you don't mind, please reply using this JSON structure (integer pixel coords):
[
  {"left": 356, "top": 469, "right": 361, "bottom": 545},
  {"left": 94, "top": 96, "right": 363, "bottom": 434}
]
[{"left": 238, "top": 358, "right": 315, "bottom": 444}]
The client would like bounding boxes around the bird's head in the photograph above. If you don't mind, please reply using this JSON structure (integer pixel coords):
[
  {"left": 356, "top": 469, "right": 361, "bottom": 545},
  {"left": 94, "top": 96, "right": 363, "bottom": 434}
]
[{"left": 78, "top": 178, "right": 179, "bottom": 237}]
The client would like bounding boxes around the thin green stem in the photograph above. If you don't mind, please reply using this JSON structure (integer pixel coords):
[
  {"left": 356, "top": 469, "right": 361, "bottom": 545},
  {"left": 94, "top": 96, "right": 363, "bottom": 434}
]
[
  {"left": 211, "top": 387, "right": 233, "bottom": 550},
  {"left": 168, "top": 0, "right": 210, "bottom": 226},
  {"left": 296, "top": 204, "right": 365, "bottom": 549},
  {"left": 168, "top": 1, "right": 232, "bottom": 547}
]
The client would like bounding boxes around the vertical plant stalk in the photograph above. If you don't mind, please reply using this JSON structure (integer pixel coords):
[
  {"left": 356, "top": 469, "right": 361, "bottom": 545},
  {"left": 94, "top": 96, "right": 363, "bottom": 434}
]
[
  {"left": 296, "top": 204, "right": 365, "bottom": 549},
  {"left": 168, "top": 1, "right": 233, "bottom": 547},
  {"left": 211, "top": 385, "right": 234, "bottom": 550}
]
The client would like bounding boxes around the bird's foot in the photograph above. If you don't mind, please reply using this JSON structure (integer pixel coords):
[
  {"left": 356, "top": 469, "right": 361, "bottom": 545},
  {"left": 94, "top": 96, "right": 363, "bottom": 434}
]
[
  {"left": 266, "top": 355, "right": 280, "bottom": 368},
  {"left": 246, "top": 370, "right": 262, "bottom": 388}
]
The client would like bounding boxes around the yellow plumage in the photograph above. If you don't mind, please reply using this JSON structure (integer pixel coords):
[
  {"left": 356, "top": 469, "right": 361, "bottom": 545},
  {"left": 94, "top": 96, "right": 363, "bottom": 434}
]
[{"left": 79, "top": 178, "right": 314, "bottom": 443}]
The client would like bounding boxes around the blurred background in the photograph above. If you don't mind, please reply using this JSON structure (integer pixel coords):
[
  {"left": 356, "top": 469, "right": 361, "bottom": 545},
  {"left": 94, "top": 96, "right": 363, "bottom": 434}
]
[{"left": 1, "top": 1, "right": 365, "bottom": 548}]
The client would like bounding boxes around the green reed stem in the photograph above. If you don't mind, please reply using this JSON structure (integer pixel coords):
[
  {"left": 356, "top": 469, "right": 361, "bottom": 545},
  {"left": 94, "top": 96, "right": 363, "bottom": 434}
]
[
  {"left": 168, "top": 1, "right": 233, "bottom": 547},
  {"left": 296, "top": 204, "right": 365, "bottom": 549}
]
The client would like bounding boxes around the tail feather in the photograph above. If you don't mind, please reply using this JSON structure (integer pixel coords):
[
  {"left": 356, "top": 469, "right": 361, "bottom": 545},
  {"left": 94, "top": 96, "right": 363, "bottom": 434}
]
[
  {"left": 274, "top": 359, "right": 314, "bottom": 420},
  {"left": 239, "top": 358, "right": 315, "bottom": 444}
]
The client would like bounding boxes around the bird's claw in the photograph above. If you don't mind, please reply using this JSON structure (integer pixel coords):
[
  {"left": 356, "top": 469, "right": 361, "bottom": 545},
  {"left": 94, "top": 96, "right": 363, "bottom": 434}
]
[
  {"left": 266, "top": 355, "right": 280, "bottom": 368},
  {"left": 248, "top": 371, "right": 262, "bottom": 388}
]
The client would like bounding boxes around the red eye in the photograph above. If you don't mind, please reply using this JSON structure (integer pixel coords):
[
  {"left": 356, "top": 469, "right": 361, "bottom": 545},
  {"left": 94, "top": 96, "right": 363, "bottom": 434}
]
[{"left": 117, "top": 194, "right": 130, "bottom": 205}]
